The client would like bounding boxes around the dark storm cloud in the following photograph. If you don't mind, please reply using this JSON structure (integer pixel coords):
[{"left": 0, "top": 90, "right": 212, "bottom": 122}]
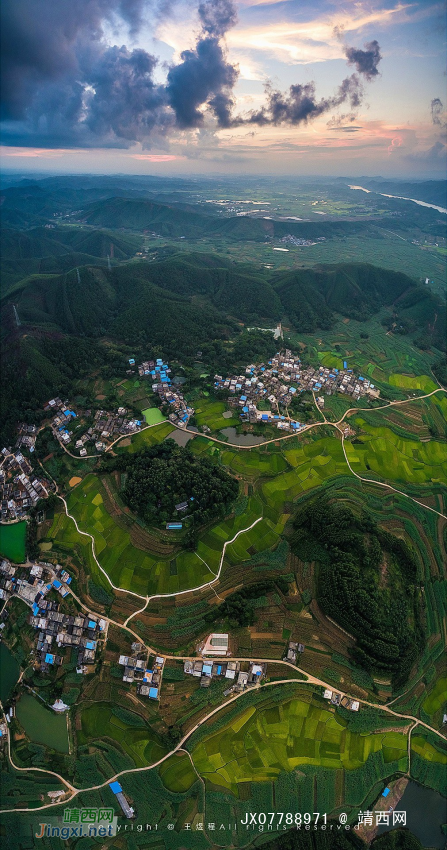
[
  {"left": 198, "top": 0, "right": 237, "bottom": 37},
  {"left": 0, "top": 0, "right": 382, "bottom": 147},
  {"left": 240, "top": 75, "right": 364, "bottom": 128},
  {"left": 0, "top": 0, "right": 151, "bottom": 120},
  {"left": 344, "top": 40, "right": 382, "bottom": 81},
  {"left": 166, "top": 32, "right": 238, "bottom": 128}
]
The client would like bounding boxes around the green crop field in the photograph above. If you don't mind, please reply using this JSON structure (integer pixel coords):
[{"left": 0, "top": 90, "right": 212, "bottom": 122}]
[
  {"left": 79, "top": 703, "right": 167, "bottom": 767},
  {"left": 347, "top": 420, "right": 447, "bottom": 486},
  {"left": 190, "top": 691, "right": 447, "bottom": 798},
  {"left": 142, "top": 408, "right": 166, "bottom": 425},
  {"left": 49, "top": 476, "right": 212, "bottom": 595},
  {"left": 159, "top": 752, "right": 197, "bottom": 792},
  {"left": 388, "top": 373, "right": 438, "bottom": 393},
  {"left": 115, "top": 421, "right": 175, "bottom": 453},
  {"left": 194, "top": 398, "right": 239, "bottom": 431},
  {"left": 422, "top": 677, "right": 447, "bottom": 718},
  {"left": 190, "top": 694, "right": 410, "bottom": 795}
]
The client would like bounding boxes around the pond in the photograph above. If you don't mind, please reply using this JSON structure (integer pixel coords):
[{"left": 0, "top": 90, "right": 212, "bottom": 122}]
[
  {"left": 219, "top": 427, "right": 266, "bottom": 446},
  {"left": 0, "top": 521, "right": 26, "bottom": 562},
  {"left": 377, "top": 781, "right": 447, "bottom": 849},
  {"left": 166, "top": 429, "right": 195, "bottom": 447},
  {"left": 16, "top": 693, "right": 69, "bottom": 754},
  {"left": 0, "top": 643, "right": 20, "bottom": 703},
  {"left": 142, "top": 408, "right": 165, "bottom": 425}
]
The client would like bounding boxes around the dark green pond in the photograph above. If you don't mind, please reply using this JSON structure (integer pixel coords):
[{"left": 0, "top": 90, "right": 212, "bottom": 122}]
[
  {"left": 377, "top": 781, "right": 447, "bottom": 849},
  {"left": 16, "top": 693, "right": 69, "bottom": 753},
  {"left": 0, "top": 521, "right": 26, "bottom": 562}
]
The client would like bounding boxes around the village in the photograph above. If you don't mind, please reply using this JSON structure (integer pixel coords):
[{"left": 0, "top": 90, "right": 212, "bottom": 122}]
[
  {"left": 45, "top": 396, "right": 144, "bottom": 454},
  {"left": 214, "top": 348, "right": 380, "bottom": 430},
  {"left": 0, "top": 557, "right": 105, "bottom": 679},
  {"left": 134, "top": 356, "right": 194, "bottom": 429},
  {"left": 0, "top": 442, "right": 49, "bottom": 522}
]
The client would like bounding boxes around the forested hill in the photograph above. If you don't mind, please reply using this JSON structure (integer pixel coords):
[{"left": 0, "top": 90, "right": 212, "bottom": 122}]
[
  {"left": 0, "top": 226, "right": 140, "bottom": 296},
  {"left": 4, "top": 253, "right": 444, "bottom": 351}
]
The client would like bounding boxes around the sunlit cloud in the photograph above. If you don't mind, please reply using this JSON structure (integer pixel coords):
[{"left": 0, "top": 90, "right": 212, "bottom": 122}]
[
  {"left": 228, "top": 3, "right": 413, "bottom": 64},
  {"left": 0, "top": 147, "right": 74, "bottom": 157},
  {"left": 130, "top": 154, "right": 183, "bottom": 160}
]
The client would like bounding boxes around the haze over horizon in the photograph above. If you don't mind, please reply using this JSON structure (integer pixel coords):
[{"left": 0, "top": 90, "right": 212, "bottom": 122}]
[{"left": 1, "top": 0, "right": 446, "bottom": 177}]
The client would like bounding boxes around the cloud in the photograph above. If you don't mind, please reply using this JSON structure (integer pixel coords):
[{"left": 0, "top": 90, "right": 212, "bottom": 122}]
[
  {"left": 240, "top": 74, "right": 364, "bottom": 127},
  {"left": 344, "top": 40, "right": 382, "bottom": 81},
  {"left": 431, "top": 97, "right": 445, "bottom": 126},
  {"left": 166, "top": 19, "right": 238, "bottom": 128},
  {"left": 0, "top": 0, "right": 383, "bottom": 147},
  {"left": 227, "top": 4, "right": 408, "bottom": 65}
]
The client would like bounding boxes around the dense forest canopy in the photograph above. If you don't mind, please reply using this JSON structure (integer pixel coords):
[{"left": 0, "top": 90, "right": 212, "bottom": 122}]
[
  {"left": 291, "top": 498, "right": 423, "bottom": 686},
  {"left": 111, "top": 441, "right": 239, "bottom": 527}
]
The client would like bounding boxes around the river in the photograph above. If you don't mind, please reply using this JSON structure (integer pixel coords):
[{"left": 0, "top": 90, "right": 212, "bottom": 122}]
[
  {"left": 348, "top": 185, "right": 447, "bottom": 215},
  {"left": 376, "top": 781, "right": 447, "bottom": 849},
  {"left": 0, "top": 643, "right": 20, "bottom": 703}
]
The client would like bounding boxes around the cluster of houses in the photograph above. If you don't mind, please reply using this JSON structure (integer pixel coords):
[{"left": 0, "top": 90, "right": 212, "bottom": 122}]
[
  {"left": 16, "top": 423, "right": 38, "bottom": 453},
  {"left": 134, "top": 357, "right": 194, "bottom": 429},
  {"left": 0, "top": 447, "right": 49, "bottom": 520},
  {"left": 323, "top": 688, "right": 360, "bottom": 712},
  {"left": 0, "top": 558, "right": 104, "bottom": 674},
  {"left": 29, "top": 605, "right": 104, "bottom": 673},
  {"left": 182, "top": 633, "right": 267, "bottom": 694},
  {"left": 214, "top": 349, "right": 380, "bottom": 430},
  {"left": 118, "top": 644, "right": 164, "bottom": 700},
  {"left": 284, "top": 640, "right": 305, "bottom": 664},
  {"left": 278, "top": 235, "right": 319, "bottom": 247},
  {"left": 183, "top": 658, "right": 267, "bottom": 694},
  {"left": 46, "top": 396, "right": 143, "bottom": 454},
  {"left": 71, "top": 408, "right": 143, "bottom": 455},
  {"left": 44, "top": 397, "right": 78, "bottom": 446}
]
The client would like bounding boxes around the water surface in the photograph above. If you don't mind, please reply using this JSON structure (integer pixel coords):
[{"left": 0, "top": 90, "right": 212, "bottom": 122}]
[
  {"left": 0, "top": 521, "right": 26, "bottom": 562},
  {"left": 16, "top": 693, "right": 69, "bottom": 753}
]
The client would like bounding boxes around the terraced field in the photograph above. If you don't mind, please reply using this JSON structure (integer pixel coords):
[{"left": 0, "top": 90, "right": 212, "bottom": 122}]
[
  {"left": 347, "top": 421, "right": 447, "bottom": 486},
  {"left": 190, "top": 693, "right": 446, "bottom": 796},
  {"left": 159, "top": 752, "right": 197, "bottom": 792},
  {"left": 78, "top": 703, "right": 167, "bottom": 768}
]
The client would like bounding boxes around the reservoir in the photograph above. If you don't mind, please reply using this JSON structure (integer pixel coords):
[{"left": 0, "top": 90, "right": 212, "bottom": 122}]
[
  {"left": 0, "top": 521, "right": 26, "bottom": 562},
  {"left": 377, "top": 781, "right": 447, "bottom": 849},
  {"left": 220, "top": 427, "right": 266, "bottom": 446},
  {"left": 0, "top": 643, "right": 20, "bottom": 703},
  {"left": 16, "top": 693, "right": 69, "bottom": 753}
]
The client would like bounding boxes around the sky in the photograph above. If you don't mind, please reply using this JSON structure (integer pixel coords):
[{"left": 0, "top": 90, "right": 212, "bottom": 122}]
[{"left": 1, "top": 0, "right": 446, "bottom": 176}]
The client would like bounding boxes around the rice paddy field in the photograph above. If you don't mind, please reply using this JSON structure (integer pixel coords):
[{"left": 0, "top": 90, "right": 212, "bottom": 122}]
[
  {"left": 78, "top": 702, "right": 167, "bottom": 768},
  {"left": 187, "top": 689, "right": 447, "bottom": 803}
]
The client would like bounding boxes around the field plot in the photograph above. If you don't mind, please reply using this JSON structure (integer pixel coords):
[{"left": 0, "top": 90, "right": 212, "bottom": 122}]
[
  {"left": 347, "top": 421, "right": 447, "bottom": 486},
  {"left": 194, "top": 398, "right": 239, "bottom": 431},
  {"left": 190, "top": 694, "right": 409, "bottom": 795},
  {"left": 388, "top": 373, "right": 438, "bottom": 393},
  {"left": 78, "top": 702, "right": 167, "bottom": 768},
  {"left": 115, "top": 421, "right": 175, "bottom": 454},
  {"left": 159, "top": 752, "right": 197, "bottom": 792},
  {"left": 422, "top": 677, "right": 447, "bottom": 719}
]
